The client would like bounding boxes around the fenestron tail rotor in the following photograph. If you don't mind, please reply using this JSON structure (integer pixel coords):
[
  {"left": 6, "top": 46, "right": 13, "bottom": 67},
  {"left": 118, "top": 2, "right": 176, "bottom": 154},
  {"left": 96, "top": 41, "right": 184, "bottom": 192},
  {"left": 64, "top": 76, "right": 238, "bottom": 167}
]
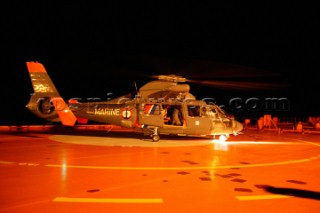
[{"left": 26, "top": 61, "right": 77, "bottom": 126}]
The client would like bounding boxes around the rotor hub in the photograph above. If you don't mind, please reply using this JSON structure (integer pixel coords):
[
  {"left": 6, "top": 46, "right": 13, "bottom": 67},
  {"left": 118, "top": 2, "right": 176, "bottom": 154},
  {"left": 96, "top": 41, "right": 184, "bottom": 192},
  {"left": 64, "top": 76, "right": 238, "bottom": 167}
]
[{"left": 157, "top": 75, "right": 187, "bottom": 83}]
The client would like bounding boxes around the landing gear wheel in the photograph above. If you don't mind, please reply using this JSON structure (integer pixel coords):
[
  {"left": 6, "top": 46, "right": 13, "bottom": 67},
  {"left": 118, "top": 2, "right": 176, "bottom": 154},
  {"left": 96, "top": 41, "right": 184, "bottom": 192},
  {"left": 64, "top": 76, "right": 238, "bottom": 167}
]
[{"left": 152, "top": 135, "right": 160, "bottom": 142}]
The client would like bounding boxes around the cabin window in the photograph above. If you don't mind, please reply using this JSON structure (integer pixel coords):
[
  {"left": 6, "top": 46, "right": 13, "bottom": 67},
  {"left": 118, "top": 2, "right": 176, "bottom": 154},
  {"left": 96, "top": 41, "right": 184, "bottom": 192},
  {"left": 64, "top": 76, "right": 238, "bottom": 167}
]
[
  {"left": 143, "top": 104, "right": 161, "bottom": 115},
  {"left": 161, "top": 104, "right": 183, "bottom": 125}
]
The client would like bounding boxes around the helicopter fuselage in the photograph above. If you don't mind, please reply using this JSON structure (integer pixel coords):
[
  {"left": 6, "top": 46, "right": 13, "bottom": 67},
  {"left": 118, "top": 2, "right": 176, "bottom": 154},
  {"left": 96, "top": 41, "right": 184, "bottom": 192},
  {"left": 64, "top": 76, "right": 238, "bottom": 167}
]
[{"left": 67, "top": 98, "right": 243, "bottom": 140}]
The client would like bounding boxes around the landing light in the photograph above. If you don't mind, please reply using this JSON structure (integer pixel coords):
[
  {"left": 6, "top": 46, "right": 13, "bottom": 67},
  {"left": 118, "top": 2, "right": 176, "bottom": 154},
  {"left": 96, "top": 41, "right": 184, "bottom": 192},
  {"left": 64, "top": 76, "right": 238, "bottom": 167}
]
[{"left": 219, "top": 135, "right": 228, "bottom": 142}]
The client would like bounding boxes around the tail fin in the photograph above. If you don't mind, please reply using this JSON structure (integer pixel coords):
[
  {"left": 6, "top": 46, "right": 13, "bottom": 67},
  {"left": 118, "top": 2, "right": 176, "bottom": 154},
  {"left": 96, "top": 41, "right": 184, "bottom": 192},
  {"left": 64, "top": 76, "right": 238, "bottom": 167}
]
[{"left": 26, "top": 61, "right": 77, "bottom": 126}]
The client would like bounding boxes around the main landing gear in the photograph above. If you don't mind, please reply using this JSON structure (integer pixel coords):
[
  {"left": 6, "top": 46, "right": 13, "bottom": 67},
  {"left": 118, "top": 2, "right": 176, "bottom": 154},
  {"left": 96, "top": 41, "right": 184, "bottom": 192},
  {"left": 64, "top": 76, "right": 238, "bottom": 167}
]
[
  {"left": 144, "top": 127, "right": 160, "bottom": 142},
  {"left": 152, "top": 134, "right": 160, "bottom": 142}
]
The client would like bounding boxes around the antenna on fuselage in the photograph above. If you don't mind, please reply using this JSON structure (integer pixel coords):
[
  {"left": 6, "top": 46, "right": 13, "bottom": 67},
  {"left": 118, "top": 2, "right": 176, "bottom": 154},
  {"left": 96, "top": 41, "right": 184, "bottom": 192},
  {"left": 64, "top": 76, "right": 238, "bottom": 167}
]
[
  {"left": 134, "top": 81, "right": 138, "bottom": 92},
  {"left": 134, "top": 81, "right": 140, "bottom": 98}
]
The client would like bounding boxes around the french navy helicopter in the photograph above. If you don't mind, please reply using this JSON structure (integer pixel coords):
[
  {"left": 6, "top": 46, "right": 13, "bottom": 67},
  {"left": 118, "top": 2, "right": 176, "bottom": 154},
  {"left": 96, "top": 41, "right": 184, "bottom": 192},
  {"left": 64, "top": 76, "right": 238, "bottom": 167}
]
[{"left": 25, "top": 61, "right": 243, "bottom": 142}]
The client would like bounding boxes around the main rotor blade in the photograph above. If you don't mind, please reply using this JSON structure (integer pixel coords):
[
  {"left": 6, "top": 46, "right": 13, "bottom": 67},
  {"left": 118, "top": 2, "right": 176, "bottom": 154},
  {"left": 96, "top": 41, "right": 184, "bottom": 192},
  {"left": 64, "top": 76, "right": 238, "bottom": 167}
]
[
  {"left": 126, "top": 55, "right": 280, "bottom": 79},
  {"left": 188, "top": 79, "right": 287, "bottom": 90}
]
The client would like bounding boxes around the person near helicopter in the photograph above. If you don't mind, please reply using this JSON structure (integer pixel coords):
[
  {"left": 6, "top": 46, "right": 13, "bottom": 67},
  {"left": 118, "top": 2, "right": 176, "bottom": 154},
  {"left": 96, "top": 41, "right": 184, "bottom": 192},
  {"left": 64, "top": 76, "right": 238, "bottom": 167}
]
[{"left": 172, "top": 108, "right": 182, "bottom": 125}]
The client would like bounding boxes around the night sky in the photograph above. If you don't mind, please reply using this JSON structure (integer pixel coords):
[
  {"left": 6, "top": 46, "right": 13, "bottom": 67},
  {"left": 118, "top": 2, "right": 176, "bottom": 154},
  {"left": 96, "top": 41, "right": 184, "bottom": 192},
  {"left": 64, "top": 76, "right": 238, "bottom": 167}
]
[{"left": 1, "top": 2, "right": 319, "bottom": 125}]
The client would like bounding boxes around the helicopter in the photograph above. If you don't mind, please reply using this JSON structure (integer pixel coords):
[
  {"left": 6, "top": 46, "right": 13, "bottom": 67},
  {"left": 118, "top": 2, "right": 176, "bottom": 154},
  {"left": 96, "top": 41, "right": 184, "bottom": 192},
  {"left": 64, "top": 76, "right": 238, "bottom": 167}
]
[{"left": 25, "top": 61, "right": 243, "bottom": 142}]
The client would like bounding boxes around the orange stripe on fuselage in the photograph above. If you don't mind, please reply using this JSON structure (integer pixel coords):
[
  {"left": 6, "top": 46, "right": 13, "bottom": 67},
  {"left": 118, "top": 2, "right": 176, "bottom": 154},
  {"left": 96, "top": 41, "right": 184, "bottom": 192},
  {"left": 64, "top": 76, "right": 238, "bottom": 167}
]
[{"left": 26, "top": 62, "right": 47, "bottom": 72}]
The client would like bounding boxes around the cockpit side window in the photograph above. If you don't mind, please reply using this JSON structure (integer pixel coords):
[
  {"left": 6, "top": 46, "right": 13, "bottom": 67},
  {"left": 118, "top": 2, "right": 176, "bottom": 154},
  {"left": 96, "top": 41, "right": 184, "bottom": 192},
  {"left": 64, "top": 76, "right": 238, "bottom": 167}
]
[
  {"left": 201, "top": 106, "right": 217, "bottom": 118},
  {"left": 187, "top": 105, "right": 200, "bottom": 117}
]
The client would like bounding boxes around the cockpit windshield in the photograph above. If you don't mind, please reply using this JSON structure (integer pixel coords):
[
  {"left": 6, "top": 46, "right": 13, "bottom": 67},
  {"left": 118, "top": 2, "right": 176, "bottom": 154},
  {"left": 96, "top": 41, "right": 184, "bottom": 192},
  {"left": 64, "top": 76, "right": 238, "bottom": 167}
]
[
  {"left": 201, "top": 104, "right": 228, "bottom": 119},
  {"left": 186, "top": 100, "right": 229, "bottom": 119}
]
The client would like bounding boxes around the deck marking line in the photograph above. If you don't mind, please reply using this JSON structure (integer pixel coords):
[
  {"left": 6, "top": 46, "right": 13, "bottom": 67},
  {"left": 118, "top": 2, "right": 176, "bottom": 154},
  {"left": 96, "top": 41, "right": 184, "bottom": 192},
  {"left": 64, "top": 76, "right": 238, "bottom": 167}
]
[
  {"left": 45, "top": 158, "right": 313, "bottom": 170},
  {"left": 53, "top": 197, "right": 163, "bottom": 203},
  {"left": 0, "top": 161, "right": 14, "bottom": 165},
  {"left": 304, "top": 141, "right": 320, "bottom": 147},
  {"left": 236, "top": 195, "right": 293, "bottom": 200}
]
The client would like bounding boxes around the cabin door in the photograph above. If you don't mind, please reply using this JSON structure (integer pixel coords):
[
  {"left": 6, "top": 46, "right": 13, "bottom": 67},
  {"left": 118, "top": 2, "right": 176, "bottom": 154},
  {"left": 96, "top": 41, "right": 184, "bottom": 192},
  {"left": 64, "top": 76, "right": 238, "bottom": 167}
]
[{"left": 138, "top": 103, "right": 164, "bottom": 127}]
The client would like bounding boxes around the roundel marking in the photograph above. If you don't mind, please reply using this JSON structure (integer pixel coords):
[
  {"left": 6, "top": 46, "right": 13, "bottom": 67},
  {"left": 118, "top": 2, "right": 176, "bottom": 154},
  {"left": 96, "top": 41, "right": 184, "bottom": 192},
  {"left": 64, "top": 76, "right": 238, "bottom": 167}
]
[{"left": 121, "top": 108, "right": 132, "bottom": 119}]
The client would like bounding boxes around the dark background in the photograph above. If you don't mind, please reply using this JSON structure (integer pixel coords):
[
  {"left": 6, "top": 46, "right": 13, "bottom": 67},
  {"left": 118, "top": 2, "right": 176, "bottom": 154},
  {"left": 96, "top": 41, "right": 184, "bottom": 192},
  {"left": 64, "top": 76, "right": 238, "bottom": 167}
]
[{"left": 1, "top": 2, "right": 318, "bottom": 125}]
